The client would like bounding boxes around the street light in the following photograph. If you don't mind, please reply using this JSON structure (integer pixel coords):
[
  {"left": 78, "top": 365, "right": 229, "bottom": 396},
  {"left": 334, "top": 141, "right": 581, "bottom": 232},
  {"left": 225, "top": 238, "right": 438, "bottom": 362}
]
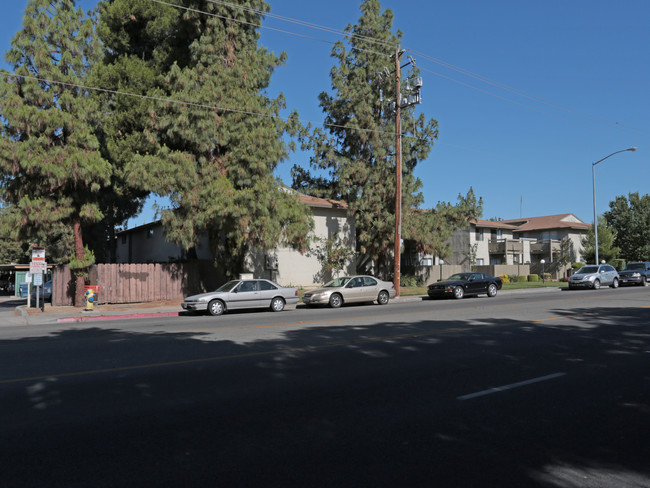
[
  {"left": 592, "top": 147, "right": 637, "bottom": 264},
  {"left": 541, "top": 259, "right": 546, "bottom": 283}
]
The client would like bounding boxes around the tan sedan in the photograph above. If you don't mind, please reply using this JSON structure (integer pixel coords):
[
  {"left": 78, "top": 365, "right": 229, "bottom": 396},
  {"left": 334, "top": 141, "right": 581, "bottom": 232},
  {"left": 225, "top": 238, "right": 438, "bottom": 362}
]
[{"left": 302, "top": 275, "right": 396, "bottom": 308}]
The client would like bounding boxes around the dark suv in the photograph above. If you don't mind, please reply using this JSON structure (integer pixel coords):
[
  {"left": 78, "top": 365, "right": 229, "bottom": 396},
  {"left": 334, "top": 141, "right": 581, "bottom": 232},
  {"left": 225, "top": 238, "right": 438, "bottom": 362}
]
[{"left": 618, "top": 262, "right": 650, "bottom": 286}]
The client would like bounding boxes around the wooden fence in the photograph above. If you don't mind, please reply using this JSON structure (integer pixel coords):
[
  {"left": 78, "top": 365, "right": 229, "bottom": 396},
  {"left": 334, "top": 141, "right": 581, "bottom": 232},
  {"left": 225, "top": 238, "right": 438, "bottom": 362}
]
[{"left": 52, "top": 261, "right": 223, "bottom": 306}]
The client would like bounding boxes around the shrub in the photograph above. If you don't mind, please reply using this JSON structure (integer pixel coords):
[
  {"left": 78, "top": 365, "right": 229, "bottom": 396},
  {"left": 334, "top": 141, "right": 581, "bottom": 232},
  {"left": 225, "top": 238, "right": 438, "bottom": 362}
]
[
  {"left": 611, "top": 258, "right": 626, "bottom": 271},
  {"left": 517, "top": 275, "right": 528, "bottom": 282},
  {"left": 401, "top": 275, "right": 424, "bottom": 287},
  {"left": 572, "top": 262, "right": 585, "bottom": 269},
  {"left": 499, "top": 274, "right": 510, "bottom": 284},
  {"left": 542, "top": 273, "right": 551, "bottom": 281},
  {"left": 528, "top": 274, "right": 540, "bottom": 282}
]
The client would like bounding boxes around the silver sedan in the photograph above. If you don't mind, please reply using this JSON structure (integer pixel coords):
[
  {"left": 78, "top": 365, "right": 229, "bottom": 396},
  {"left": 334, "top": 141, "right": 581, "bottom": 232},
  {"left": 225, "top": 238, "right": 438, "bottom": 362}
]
[
  {"left": 302, "top": 275, "right": 396, "bottom": 308},
  {"left": 182, "top": 279, "right": 299, "bottom": 316}
]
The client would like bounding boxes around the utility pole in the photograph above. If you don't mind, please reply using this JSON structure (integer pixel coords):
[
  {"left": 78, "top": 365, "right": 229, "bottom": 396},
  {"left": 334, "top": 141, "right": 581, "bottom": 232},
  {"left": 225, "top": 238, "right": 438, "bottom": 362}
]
[
  {"left": 389, "top": 48, "right": 422, "bottom": 297},
  {"left": 393, "top": 45, "right": 403, "bottom": 297}
]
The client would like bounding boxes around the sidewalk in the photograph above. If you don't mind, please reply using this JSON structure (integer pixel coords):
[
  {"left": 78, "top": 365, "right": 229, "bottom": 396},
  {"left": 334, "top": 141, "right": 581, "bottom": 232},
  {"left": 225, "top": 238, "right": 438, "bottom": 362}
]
[{"left": 2, "top": 287, "right": 565, "bottom": 327}]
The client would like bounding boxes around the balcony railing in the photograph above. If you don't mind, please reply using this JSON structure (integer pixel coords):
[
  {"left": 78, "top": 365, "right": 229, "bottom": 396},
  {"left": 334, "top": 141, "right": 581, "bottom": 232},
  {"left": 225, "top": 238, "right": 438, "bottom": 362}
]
[
  {"left": 488, "top": 239, "right": 523, "bottom": 254},
  {"left": 530, "top": 239, "right": 561, "bottom": 254}
]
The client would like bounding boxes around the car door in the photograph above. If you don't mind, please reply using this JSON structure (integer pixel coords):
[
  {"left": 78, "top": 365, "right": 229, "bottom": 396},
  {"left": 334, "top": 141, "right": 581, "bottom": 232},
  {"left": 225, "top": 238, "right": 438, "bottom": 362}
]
[
  {"left": 467, "top": 273, "right": 486, "bottom": 295},
  {"left": 229, "top": 280, "right": 261, "bottom": 309},
  {"left": 257, "top": 280, "right": 278, "bottom": 307},
  {"left": 344, "top": 277, "right": 366, "bottom": 303},
  {"left": 362, "top": 276, "right": 379, "bottom": 300}
]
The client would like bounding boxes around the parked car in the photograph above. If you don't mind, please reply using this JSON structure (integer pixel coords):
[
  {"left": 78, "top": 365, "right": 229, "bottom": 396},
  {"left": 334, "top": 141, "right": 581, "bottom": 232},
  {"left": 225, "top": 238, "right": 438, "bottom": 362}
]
[
  {"left": 618, "top": 261, "right": 650, "bottom": 286},
  {"left": 302, "top": 275, "right": 396, "bottom": 308},
  {"left": 568, "top": 264, "right": 619, "bottom": 289},
  {"left": 31, "top": 280, "right": 52, "bottom": 301},
  {"left": 427, "top": 272, "right": 502, "bottom": 299},
  {"left": 181, "top": 279, "right": 299, "bottom": 316}
]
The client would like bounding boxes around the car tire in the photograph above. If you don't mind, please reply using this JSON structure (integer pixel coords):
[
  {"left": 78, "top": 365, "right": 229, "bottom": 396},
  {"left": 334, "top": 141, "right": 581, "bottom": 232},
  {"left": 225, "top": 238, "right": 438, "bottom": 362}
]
[
  {"left": 487, "top": 283, "right": 498, "bottom": 297},
  {"left": 453, "top": 286, "right": 464, "bottom": 299},
  {"left": 377, "top": 290, "right": 390, "bottom": 305},
  {"left": 329, "top": 293, "right": 343, "bottom": 308},
  {"left": 270, "top": 297, "right": 285, "bottom": 312},
  {"left": 610, "top": 278, "right": 619, "bottom": 289},
  {"left": 592, "top": 279, "right": 600, "bottom": 290},
  {"left": 208, "top": 299, "right": 225, "bottom": 316}
]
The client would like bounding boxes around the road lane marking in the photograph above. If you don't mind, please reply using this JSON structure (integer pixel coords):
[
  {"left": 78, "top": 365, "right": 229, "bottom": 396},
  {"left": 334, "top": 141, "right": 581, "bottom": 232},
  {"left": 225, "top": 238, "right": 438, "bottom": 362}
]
[{"left": 457, "top": 372, "right": 567, "bottom": 401}]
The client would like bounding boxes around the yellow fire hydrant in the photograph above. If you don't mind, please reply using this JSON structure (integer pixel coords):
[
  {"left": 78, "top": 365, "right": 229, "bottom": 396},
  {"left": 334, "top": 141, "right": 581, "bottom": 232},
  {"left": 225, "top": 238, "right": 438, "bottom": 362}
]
[{"left": 84, "top": 288, "right": 95, "bottom": 311}]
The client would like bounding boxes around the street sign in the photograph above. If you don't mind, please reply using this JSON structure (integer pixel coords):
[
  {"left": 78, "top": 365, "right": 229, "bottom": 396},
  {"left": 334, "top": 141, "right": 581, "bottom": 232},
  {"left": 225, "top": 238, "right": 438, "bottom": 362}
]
[
  {"left": 34, "top": 273, "right": 43, "bottom": 286},
  {"left": 32, "top": 247, "right": 46, "bottom": 261},
  {"left": 30, "top": 261, "right": 47, "bottom": 275}
]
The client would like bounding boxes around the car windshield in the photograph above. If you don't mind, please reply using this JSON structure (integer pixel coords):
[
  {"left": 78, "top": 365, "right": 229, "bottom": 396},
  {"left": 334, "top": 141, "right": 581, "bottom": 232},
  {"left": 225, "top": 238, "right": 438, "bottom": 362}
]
[
  {"left": 447, "top": 273, "right": 470, "bottom": 281},
  {"left": 215, "top": 280, "right": 240, "bottom": 292},
  {"left": 624, "top": 263, "right": 644, "bottom": 270},
  {"left": 325, "top": 277, "right": 351, "bottom": 287},
  {"left": 578, "top": 266, "right": 599, "bottom": 274}
]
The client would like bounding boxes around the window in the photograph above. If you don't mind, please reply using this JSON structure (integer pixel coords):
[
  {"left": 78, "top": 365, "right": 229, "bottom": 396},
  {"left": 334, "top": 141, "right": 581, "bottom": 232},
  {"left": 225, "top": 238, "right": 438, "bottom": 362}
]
[
  {"left": 147, "top": 229, "right": 154, "bottom": 239},
  {"left": 475, "top": 228, "right": 484, "bottom": 241},
  {"left": 476, "top": 258, "right": 484, "bottom": 266},
  {"left": 259, "top": 281, "right": 277, "bottom": 291},
  {"left": 363, "top": 277, "right": 378, "bottom": 286},
  {"left": 237, "top": 281, "right": 258, "bottom": 292}
]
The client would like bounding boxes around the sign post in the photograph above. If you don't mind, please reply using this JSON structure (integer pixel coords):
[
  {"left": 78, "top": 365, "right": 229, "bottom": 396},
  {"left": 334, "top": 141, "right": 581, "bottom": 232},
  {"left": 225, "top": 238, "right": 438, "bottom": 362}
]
[{"left": 30, "top": 247, "right": 46, "bottom": 311}]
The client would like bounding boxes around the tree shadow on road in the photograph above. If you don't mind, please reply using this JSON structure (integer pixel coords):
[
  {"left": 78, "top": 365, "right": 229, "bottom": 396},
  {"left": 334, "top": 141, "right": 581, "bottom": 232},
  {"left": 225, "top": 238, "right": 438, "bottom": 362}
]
[{"left": 0, "top": 304, "right": 649, "bottom": 487}]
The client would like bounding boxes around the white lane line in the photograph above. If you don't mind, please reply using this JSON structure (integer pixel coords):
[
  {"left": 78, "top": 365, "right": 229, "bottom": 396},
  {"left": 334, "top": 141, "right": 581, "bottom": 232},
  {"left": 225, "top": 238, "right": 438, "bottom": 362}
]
[{"left": 457, "top": 372, "right": 566, "bottom": 401}]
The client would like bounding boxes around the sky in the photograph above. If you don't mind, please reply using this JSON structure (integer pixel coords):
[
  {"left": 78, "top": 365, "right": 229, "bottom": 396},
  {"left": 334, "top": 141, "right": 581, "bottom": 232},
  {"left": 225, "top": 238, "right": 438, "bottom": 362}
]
[{"left": 2, "top": 0, "right": 649, "bottom": 229}]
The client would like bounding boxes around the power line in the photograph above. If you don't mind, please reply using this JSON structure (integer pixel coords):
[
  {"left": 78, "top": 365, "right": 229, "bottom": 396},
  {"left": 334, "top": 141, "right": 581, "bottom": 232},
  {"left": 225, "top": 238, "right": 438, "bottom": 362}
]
[{"left": 0, "top": 71, "right": 396, "bottom": 137}]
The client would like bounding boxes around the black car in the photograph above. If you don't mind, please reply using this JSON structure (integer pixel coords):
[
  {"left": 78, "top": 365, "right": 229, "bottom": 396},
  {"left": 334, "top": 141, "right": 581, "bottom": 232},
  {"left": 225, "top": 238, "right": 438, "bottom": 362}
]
[
  {"left": 427, "top": 272, "right": 503, "bottom": 299},
  {"left": 618, "top": 262, "right": 650, "bottom": 286}
]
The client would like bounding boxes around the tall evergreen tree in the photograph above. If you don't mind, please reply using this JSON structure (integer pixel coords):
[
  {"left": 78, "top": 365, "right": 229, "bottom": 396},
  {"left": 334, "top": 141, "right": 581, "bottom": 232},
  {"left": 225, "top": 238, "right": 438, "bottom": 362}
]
[
  {"left": 0, "top": 0, "right": 111, "bottom": 305},
  {"left": 581, "top": 216, "right": 620, "bottom": 264},
  {"left": 126, "top": 0, "right": 313, "bottom": 278},
  {"left": 88, "top": 0, "right": 187, "bottom": 262},
  {"left": 292, "top": 0, "right": 481, "bottom": 277},
  {"left": 604, "top": 192, "right": 650, "bottom": 261}
]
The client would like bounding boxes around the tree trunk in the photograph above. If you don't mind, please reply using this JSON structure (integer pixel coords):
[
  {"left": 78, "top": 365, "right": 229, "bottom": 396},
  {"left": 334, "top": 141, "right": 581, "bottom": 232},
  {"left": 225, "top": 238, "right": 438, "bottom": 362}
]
[{"left": 73, "top": 218, "right": 85, "bottom": 307}]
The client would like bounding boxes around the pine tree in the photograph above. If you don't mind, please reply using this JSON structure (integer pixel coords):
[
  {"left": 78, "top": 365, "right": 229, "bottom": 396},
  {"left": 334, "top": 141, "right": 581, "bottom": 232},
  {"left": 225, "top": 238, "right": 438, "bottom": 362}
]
[
  {"left": 125, "top": 0, "right": 313, "bottom": 278},
  {"left": 581, "top": 216, "right": 620, "bottom": 264},
  {"left": 0, "top": 0, "right": 111, "bottom": 305},
  {"left": 292, "top": 0, "right": 481, "bottom": 278},
  {"left": 88, "top": 0, "right": 187, "bottom": 262}
]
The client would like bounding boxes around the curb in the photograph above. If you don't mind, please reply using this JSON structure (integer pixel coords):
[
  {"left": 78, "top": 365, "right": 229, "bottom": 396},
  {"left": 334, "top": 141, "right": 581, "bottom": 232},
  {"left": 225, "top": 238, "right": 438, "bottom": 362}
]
[{"left": 56, "top": 311, "right": 181, "bottom": 323}]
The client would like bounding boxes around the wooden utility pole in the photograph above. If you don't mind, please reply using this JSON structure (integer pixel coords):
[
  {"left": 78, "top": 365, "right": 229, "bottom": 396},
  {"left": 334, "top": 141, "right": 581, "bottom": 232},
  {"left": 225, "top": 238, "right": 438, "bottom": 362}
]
[{"left": 393, "top": 45, "right": 402, "bottom": 297}]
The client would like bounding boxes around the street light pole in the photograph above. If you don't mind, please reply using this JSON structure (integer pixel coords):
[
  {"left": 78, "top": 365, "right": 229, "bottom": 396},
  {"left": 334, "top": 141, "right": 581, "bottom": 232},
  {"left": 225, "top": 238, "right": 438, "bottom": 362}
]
[{"left": 592, "top": 147, "right": 637, "bottom": 264}]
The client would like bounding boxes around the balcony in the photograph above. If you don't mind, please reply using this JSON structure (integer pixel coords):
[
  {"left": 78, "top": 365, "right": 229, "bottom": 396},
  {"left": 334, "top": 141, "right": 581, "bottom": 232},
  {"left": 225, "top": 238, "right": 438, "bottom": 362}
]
[
  {"left": 489, "top": 239, "right": 523, "bottom": 254},
  {"left": 530, "top": 239, "right": 561, "bottom": 255}
]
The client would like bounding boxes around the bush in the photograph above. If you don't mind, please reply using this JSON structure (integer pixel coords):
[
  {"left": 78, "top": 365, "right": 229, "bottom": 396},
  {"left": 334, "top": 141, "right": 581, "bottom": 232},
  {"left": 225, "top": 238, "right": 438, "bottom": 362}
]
[
  {"left": 401, "top": 275, "right": 424, "bottom": 287},
  {"left": 517, "top": 275, "right": 528, "bottom": 282},
  {"left": 611, "top": 258, "right": 626, "bottom": 271},
  {"left": 542, "top": 273, "right": 551, "bottom": 281},
  {"left": 572, "top": 262, "right": 585, "bottom": 269},
  {"left": 528, "top": 274, "right": 540, "bottom": 282},
  {"left": 499, "top": 274, "right": 510, "bottom": 284},
  {"left": 560, "top": 276, "right": 569, "bottom": 282}
]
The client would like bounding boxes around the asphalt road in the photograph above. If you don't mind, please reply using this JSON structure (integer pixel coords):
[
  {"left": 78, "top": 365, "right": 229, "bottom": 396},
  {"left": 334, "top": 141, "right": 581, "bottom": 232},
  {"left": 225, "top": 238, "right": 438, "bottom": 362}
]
[{"left": 1, "top": 287, "right": 649, "bottom": 487}]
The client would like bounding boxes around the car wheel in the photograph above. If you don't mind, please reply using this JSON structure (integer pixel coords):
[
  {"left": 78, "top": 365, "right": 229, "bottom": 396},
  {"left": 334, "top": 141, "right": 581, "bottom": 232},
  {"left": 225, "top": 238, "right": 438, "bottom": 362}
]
[
  {"left": 610, "top": 278, "right": 619, "bottom": 289},
  {"left": 377, "top": 290, "right": 390, "bottom": 305},
  {"left": 270, "top": 297, "right": 285, "bottom": 312},
  {"left": 208, "top": 299, "right": 225, "bottom": 316},
  {"left": 487, "top": 283, "right": 498, "bottom": 298},
  {"left": 453, "top": 286, "right": 464, "bottom": 299},
  {"left": 592, "top": 279, "right": 600, "bottom": 290},
  {"left": 329, "top": 293, "right": 343, "bottom": 308}
]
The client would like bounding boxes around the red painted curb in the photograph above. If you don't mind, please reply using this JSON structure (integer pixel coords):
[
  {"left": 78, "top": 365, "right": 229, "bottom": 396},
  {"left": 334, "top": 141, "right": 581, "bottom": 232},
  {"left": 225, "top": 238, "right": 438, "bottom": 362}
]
[{"left": 57, "top": 311, "right": 181, "bottom": 323}]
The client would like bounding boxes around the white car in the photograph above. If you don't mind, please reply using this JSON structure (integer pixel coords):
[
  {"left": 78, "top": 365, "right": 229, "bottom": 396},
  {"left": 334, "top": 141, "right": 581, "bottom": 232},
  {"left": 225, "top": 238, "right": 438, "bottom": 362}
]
[
  {"left": 182, "top": 279, "right": 299, "bottom": 316},
  {"left": 302, "top": 275, "right": 396, "bottom": 308},
  {"left": 568, "top": 264, "right": 619, "bottom": 290}
]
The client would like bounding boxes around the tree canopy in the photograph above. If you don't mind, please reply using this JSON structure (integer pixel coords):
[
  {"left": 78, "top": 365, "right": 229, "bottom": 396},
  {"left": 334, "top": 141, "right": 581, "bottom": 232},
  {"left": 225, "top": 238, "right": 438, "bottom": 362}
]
[
  {"left": 123, "top": 0, "right": 313, "bottom": 278},
  {"left": 0, "top": 0, "right": 111, "bottom": 303},
  {"left": 581, "top": 216, "right": 620, "bottom": 264},
  {"left": 292, "top": 0, "right": 481, "bottom": 277},
  {"left": 604, "top": 192, "right": 650, "bottom": 261}
]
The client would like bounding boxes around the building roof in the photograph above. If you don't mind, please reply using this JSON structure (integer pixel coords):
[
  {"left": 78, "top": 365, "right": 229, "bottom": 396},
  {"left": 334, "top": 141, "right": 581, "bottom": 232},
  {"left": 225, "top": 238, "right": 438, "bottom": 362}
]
[
  {"left": 500, "top": 214, "right": 591, "bottom": 232},
  {"left": 471, "top": 214, "right": 590, "bottom": 232},
  {"left": 298, "top": 194, "right": 348, "bottom": 209}
]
